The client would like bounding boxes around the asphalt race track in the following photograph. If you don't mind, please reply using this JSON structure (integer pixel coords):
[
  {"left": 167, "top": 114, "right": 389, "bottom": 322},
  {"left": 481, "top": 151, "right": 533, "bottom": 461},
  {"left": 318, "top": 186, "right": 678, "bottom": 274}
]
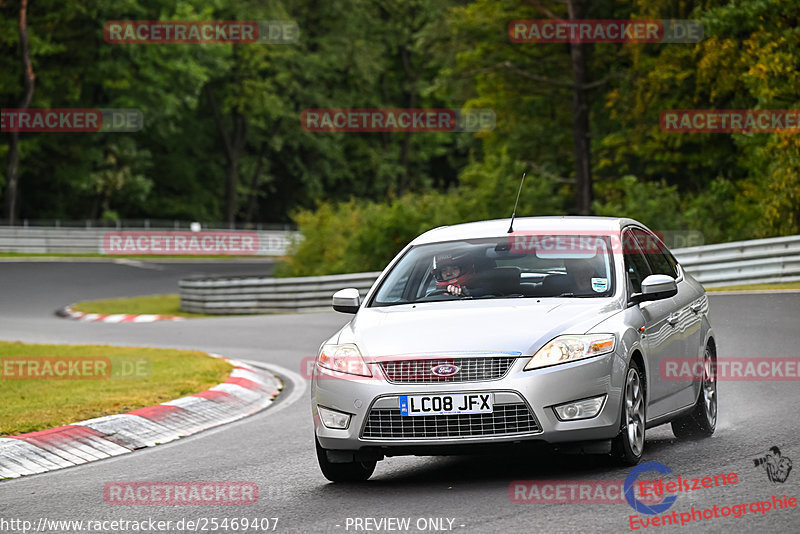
[{"left": 1, "top": 261, "right": 798, "bottom": 534}]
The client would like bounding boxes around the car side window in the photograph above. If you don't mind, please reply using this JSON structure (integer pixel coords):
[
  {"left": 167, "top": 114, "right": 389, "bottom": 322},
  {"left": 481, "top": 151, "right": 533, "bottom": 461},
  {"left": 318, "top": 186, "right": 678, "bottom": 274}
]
[
  {"left": 623, "top": 230, "right": 652, "bottom": 294},
  {"left": 632, "top": 228, "right": 678, "bottom": 278},
  {"left": 631, "top": 228, "right": 678, "bottom": 278},
  {"left": 665, "top": 250, "right": 679, "bottom": 276}
]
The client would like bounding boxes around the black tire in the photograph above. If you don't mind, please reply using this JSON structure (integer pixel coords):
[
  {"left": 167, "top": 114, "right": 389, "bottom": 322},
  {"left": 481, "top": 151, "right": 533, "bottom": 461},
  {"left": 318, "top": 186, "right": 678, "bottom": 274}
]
[
  {"left": 671, "top": 345, "right": 717, "bottom": 439},
  {"left": 315, "top": 438, "right": 376, "bottom": 482},
  {"left": 612, "top": 359, "right": 646, "bottom": 466}
]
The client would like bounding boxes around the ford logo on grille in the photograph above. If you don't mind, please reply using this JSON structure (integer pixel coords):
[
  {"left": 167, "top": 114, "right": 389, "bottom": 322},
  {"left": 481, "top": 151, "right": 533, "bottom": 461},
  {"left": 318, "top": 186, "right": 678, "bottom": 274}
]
[{"left": 430, "top": 364, "right": 460, "bottom": 377}]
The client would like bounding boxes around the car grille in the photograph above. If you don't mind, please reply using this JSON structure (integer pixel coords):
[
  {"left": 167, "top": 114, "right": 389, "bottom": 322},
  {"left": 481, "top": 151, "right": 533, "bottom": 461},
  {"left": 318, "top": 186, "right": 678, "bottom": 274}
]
[
  {"left": 361, "top": 403, "right": 540, "bottom": 439},
  {"left": 379, "top": 357, "right": 517, "bottom": 383}
]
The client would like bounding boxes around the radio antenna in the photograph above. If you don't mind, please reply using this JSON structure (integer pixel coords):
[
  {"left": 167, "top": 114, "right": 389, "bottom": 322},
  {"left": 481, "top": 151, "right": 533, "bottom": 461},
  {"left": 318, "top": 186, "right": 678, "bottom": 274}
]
[{"left": 507, "top": 172, "right": 526, "bottom": 234}]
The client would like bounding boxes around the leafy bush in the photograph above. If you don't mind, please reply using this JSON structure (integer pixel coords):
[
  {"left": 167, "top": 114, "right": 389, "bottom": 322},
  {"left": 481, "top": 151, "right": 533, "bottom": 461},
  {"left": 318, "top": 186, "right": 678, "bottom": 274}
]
[
  {"left": 277, "top": 166, "right": 791, "bottom": 278},
  {"left": 682, "top": 176, "right": 758, "bottom": 244},
  {"left": 274, "top": 152, "right": 575, "bottom": 277},
  {"left": 593, "top": 175, "right": 683, "bottom": 231},
  {"left": 274, "top": 192, "right": 469, "bottom": 277}
]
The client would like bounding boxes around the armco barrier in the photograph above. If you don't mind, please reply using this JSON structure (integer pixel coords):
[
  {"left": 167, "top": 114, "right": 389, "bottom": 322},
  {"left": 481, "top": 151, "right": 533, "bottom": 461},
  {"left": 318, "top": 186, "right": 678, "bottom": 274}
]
[
  {"left": 179, "top": 271, "right": 382, "bottom": 314},
  {"left": 177, "top": 234, "right": 800, "bottom": 314},
  {"left": 672, "top": 235, "right": 800, "bottom": 287},
  {"left": 0, "top": 226, "right": 296, "bottom": 256}
]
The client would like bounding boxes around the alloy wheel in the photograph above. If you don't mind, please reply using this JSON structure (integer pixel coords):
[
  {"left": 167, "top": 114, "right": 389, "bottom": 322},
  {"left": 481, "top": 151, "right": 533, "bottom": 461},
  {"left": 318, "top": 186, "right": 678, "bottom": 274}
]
[
  {"left": 701, "top": 348, "right": 717, "bottom": 428},
  {"left": 625, "top": 367, "right": 645, "bottom": 457}
]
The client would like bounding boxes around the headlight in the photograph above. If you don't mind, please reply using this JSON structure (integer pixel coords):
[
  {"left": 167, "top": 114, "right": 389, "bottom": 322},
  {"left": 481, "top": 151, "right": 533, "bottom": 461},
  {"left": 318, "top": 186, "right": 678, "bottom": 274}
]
[
  {"left": 317, "top": 343, "right": 372, "bottom": 377},
  {"left": 524, "top": 334, "right": 616, "bottom": 371}
]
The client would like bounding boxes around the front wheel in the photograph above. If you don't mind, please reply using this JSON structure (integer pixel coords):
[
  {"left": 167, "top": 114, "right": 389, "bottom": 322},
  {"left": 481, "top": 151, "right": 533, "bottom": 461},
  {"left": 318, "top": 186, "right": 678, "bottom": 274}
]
[
  {"left": 671, "top": 345, "right": 717, "bottom": 439},
  {"left": 315, "top": 438, "right": 376, "bottom": 482},
  {"left": 612, "top": 360, "right": 646, "bottom": 466}
]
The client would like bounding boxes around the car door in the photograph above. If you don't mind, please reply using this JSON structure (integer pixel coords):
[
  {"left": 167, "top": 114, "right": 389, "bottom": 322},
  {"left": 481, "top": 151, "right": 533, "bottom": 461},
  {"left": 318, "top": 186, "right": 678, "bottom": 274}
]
[
  {"left": 636, "top": 228, "right": 704, "bottom": 410},
  {"left": 622, "top": 228, "right": 683, "bottom": 420}
]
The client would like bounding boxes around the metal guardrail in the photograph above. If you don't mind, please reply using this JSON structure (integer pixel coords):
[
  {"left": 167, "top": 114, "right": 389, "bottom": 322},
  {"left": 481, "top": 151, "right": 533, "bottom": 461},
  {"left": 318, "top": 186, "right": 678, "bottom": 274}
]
[
  {"left": 0, "top": 219, "right": 295, "bottom": 230},
  {"left": 179, "top": 272, "right": 382, "bottom": 314},
  {"left": 672, "top": 235, "right": 800, "bottom": 287},
  {"left": 0, "top": 227, "right": 296, "bottom": 256},
  {"left": 178, "top": 234, "right": 800, "bottom": 314}
]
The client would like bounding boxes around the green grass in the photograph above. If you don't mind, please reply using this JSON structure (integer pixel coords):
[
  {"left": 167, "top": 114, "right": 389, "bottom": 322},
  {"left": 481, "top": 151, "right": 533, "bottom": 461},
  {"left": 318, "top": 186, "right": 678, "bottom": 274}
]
[
  {"left": 706, "top": 281, "right": 800, "bottom": 291},
  {"left": 0, "top": 341, "right": 232, "bottom": 436},
  {"left": 71, "top": 294, "right": 215, "bottom": 318}
]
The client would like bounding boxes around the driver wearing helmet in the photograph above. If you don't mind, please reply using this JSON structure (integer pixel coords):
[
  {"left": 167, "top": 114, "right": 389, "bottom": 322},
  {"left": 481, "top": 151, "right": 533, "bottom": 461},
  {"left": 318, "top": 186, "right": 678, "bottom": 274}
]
[{"left": 430, "top": 252, "right": 476, "bottom": 296}]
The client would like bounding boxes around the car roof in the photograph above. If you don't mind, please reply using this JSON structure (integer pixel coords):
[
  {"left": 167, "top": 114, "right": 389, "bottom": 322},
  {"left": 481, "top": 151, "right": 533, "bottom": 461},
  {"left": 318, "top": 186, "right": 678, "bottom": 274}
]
[{"left": 410, "top": 216, "right": 644, "bottom": 246}]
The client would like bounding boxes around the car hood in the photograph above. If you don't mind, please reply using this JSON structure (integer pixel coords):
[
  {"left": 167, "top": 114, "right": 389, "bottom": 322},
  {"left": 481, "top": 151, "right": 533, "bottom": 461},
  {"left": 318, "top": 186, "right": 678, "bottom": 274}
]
[{"left": 337, "top": 298, "right": 623, "bottom": 359}]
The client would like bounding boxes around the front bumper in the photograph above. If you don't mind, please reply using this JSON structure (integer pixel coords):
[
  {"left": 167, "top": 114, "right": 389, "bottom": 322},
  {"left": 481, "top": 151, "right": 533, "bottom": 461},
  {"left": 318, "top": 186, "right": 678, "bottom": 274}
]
[{"left": 312, "top": 351, "right": 627, "bottom": 452}]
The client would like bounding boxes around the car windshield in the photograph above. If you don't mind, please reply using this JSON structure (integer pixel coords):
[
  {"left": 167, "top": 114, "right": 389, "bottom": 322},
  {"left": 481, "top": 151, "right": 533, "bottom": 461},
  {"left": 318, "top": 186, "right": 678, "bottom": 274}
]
[{"left": 370, "top": 235, "right": 615, "bottom": 306}]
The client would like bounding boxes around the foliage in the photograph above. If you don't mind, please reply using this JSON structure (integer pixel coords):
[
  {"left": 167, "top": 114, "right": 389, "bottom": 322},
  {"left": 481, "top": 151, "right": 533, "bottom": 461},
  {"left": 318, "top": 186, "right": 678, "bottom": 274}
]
[
  {"left": 275, "top": 193, "right": 467, "bottom": 276},
  {"left": 276, "top": 151, "right": 570, "bottom": 276},
  {"left": 593, "top": 175, "right": 682, "bottom": 231},
  {"left": 2, "top": 0, "right": 799, "bottom": 272}
]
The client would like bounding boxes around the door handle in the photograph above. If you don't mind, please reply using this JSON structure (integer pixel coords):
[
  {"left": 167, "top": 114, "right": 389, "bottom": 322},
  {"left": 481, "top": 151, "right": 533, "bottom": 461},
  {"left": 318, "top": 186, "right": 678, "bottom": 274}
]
[
  {"left": 690, "top": 302, "right": 703, "bottom": 313},
  {"left": 667, "top": 313, "right": 680, "bottom": 326}
]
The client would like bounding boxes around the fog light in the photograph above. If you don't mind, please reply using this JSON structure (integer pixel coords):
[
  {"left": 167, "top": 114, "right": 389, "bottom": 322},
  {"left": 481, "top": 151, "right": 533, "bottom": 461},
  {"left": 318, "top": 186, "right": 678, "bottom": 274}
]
[
  {"left": 318, "top": 405, "right": 351, "bottom": 429},
  {"left": 553, "top": 395, "right": 606, "bottom": 421}
]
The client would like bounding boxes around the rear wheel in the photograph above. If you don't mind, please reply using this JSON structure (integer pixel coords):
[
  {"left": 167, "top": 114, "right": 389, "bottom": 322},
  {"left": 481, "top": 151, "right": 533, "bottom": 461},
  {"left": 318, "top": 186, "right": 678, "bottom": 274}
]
[
  {"left": 671, "top": 345, "right": 717, "bottom": 439},
  {"left": 612, "top": 359, "right": 646, "bottom": 466},
  {"left": 315, "top": 438, "right": 376, "bottom": 482}
]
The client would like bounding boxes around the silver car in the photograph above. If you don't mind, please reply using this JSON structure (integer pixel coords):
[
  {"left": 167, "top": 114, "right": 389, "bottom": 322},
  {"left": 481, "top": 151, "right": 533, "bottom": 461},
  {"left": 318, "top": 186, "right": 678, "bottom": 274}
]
[{"left": 311, "top": 217, "right": 717, "bottom": 482}]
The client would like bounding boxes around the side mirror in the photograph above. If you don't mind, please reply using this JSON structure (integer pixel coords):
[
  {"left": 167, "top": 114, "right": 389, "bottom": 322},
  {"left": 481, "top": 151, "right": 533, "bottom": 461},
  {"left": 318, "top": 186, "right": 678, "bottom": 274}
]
[
  {"left": 631, "top": 275, "right": 678, "bottom": 304},
  {"left": 332, "top": 288, "right": 361, "bottom": 314}
]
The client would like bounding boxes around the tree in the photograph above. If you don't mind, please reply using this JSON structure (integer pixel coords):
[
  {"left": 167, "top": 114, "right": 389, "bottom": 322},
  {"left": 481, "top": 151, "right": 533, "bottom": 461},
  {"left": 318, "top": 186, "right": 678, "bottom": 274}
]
[
  {"left": 439, "top": 0, "right": 629, "bottom": 216},
  {"left": 4, "top": 0, "right": 35, "bottom": 224},
  {"left": 602, "top": 0, "right": 800, "bottom": 238},
  {"left": 565, "top": 0, "right": 592, "bottom": 215}
]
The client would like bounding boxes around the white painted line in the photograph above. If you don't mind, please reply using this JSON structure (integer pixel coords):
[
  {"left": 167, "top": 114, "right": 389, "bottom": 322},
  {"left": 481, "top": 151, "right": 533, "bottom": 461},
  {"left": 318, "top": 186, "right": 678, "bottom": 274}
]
[
  {"left": 230, "top": 368, "right": 270, "bottom": 385},
  {"left": 112, "top": 259, "right": 164, "bottom": 270},
  {"left": 237, "top": 360, "right": 305, "bottom": 416},
  {"left": 132, "top": 314, "right": 159, "bottom": 322},
  {"left": 211, "top": 383, "right": 263, "bottom": 403}
]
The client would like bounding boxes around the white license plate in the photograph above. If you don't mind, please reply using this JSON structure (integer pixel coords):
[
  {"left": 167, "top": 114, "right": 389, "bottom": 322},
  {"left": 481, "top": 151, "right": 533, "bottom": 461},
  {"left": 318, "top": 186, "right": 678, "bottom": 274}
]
[{"left": 399, "top": 393, "right": 493, "bottom": 416}]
